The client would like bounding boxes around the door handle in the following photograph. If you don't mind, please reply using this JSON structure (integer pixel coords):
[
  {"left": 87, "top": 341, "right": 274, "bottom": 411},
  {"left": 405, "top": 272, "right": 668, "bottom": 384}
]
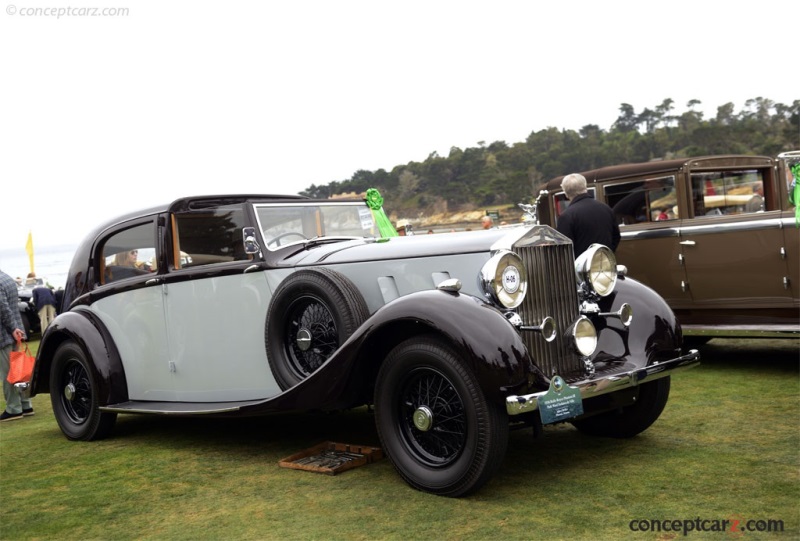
[
  {"left": 145, "top": 278, "right": 161, "bottom": 286},
  {"left": 679, "top": 240, "right": 696, "bottom": 246},
  {"left": 244, "top": 264, "right": 260, "bottom": 274}
]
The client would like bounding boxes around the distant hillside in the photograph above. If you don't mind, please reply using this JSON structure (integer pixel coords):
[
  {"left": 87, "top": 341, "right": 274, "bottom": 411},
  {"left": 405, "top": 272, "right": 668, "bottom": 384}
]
[{"left": 301, "top": 97, "right": 799, "bottom": 227}]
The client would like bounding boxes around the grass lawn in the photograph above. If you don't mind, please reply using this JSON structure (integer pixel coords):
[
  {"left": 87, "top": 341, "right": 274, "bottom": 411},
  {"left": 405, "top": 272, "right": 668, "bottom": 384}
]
[{"left": 1, "top": 338, "right": 797, "bottom": 540}]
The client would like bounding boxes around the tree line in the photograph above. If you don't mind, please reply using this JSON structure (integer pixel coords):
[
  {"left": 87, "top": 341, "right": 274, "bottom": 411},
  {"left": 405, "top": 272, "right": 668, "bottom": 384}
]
[{"left": 300, "top": 98, "right": 799, "bottom": 214}]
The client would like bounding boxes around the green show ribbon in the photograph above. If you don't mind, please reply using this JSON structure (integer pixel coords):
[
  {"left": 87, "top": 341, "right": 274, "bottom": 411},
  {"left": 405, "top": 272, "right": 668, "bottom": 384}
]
[
  {"left": 790, "top": 163, "right": 800, "bottom": 227},
  {"left": 365, "top": 188, "right": 398, "bottom": 238}
]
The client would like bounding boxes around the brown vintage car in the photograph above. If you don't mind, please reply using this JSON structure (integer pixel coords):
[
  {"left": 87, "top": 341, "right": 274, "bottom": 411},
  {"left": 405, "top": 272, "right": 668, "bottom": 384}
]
[{"left": 539, "top": 152, "right": 800, "bottom": 341}]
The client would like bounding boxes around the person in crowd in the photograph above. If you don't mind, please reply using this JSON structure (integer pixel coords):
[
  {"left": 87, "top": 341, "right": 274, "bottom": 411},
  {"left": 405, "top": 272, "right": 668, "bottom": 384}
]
[
  {"left": 481, "top": 215, "right": 494, "bottom": 229},
  {"left": 24, "top": 272, "right": 38, "bottom": 286},
  {"left": 29, "top": 273, "right": 57, "bottom": 331},
  {"left": 0, "top": 269, "right": 33, "bottom": 422},
  {"left": 556, "top": 173, "right": 621, "bottom": 255}
]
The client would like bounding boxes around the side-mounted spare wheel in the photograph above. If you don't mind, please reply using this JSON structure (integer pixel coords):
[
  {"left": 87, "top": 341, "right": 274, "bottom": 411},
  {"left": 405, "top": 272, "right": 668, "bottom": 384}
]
[
  {"left": 265, "top": 267, "right": 369, "bottom": 390},
  {"left": 50, "top": 341, "right": 117, "bottom": 441},
  {"left": 374, "top": 336, "right": 509, "bottom": 497}
]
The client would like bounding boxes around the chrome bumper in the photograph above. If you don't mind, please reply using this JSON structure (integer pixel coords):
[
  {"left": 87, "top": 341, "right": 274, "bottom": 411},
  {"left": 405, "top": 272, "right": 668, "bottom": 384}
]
[{"left": 506, "top": 350, "right": 700, "bottom": 416}]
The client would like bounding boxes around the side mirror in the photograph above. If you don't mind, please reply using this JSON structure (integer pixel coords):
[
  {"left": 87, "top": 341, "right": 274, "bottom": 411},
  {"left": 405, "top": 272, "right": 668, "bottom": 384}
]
[{"left": 242, "top": 227, "right": 260, "bottom": 255}]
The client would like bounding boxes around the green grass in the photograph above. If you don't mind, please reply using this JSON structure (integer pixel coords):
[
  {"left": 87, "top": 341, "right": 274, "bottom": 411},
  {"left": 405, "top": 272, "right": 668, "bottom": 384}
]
[{"left": 2, "top": 339, "right": 798, "bottom": 540}]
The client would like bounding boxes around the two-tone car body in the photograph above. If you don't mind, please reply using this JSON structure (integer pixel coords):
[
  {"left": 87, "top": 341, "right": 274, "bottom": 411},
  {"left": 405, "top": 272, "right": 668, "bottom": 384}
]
[{"left": 25, "top": 194, "right": 699, "bottom": 496}]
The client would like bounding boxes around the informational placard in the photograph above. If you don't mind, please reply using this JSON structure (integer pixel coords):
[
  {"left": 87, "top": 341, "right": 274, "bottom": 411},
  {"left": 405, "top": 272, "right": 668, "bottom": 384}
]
[{"left": 538, "top": 375, "right": 584, "bottom": 425}]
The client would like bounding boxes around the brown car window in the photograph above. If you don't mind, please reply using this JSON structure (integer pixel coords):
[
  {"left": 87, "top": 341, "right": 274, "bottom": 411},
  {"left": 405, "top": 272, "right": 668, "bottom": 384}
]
[
  {"left": 604, "top": 176, "right": 677, "bottom": 225},
  {"left": 690, "top": 169, "right": 765, "bottom": 217}
]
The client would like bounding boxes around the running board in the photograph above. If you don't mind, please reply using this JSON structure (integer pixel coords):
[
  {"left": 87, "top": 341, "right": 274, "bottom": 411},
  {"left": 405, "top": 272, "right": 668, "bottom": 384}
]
[
  {"left": 99, "top": 400, "right": 263, "bottom": 415},
  {"left": 682, "top": 324, "right": 799, "bottom": 338}
]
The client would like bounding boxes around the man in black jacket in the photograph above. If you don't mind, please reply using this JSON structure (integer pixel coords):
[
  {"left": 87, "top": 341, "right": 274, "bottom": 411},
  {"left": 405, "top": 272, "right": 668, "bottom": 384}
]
[{"left": 556, "top": 173, "right": 621, "bottom": 255}]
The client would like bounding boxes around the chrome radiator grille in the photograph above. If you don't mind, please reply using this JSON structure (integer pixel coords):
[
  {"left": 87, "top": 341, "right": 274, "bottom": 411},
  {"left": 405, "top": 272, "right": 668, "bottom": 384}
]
[{"left": 514, "top": 227, "right": 583, "bottom": 380}]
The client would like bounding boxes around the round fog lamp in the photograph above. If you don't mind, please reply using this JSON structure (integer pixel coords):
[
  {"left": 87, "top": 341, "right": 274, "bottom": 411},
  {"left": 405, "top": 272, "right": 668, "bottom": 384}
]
[{"left": 573, "top": 316, "right": 598, "bottom": 356}]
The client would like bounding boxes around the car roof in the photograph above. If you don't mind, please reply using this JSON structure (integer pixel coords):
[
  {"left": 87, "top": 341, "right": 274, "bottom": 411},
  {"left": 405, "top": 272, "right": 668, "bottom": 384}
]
[
  {"left": 78, "top": 194, "right": 366, "bottom": 249},
  {"left": 544, "top": 155, "right": 774, "bottom": 190}
]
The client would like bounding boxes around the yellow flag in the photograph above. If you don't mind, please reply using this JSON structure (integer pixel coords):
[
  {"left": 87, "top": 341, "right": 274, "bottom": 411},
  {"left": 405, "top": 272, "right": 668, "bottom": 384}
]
[{"left": 25, "top": 231, "right": 34, "bottom": 274}]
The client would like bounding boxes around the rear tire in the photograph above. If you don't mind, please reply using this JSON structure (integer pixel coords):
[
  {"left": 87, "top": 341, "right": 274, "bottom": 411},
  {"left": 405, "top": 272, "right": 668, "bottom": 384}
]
[
  {"left": 50, "top": 341, "right": 116, "bottom": 441},
  {"left": 571, "top": 377, "right": 671, "bottom": 438},
  {"left": 374, "top": 336, "right": 509, "bottom": 497}
]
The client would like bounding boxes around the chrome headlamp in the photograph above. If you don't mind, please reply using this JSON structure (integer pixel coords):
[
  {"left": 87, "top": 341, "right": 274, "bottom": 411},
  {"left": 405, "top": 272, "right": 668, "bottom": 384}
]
[
  {"left": 574, "top": 244, "right": 617, "bottom": 297},
  {"left": 480, "top": 250, "right": 528, "bottom": 309}
]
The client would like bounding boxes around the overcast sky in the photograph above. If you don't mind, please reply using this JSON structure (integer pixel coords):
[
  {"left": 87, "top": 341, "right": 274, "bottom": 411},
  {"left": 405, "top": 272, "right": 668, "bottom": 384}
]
[{"left": 1, "top": 0, "right": 797, "bottom": 253}]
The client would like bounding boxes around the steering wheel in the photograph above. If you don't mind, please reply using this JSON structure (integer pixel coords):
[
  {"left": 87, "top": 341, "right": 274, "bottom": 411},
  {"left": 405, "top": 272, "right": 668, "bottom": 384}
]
[{"left": 268, "top": 232, "right": 308, "bottom": 248}]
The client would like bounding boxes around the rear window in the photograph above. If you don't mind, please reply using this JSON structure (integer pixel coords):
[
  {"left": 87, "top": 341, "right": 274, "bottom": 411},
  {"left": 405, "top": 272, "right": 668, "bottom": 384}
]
[{"left": 690, "top": 170, "right": 765, "bottom": 217}]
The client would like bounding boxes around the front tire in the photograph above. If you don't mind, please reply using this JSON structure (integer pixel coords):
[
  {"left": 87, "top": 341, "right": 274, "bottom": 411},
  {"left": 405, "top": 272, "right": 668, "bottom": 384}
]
[
  {"left": 50, "top": 341, "right": 116, "bottom": 441},
  {"left": 571, "top": 377, "right": 671, "bottom": 438},
  {"left": 374, "top": 336, "right": 509, "bottom": 497}
]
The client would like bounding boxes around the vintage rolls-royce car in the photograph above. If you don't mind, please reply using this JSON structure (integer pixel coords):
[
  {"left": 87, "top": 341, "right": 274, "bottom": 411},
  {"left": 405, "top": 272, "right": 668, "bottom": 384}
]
[
  {"left": 540, "top": 153, "right": 800, "bottom": 342},
  {"left": 25, "top": 194, "right": 699, "bottom": 497}
]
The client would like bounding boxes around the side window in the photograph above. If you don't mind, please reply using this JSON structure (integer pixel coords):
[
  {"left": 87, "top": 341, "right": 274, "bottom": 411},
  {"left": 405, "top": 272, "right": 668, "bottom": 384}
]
[
  {"left": 691, "top": 170, "right": 765, "bottom": 217},
  {"left": 605, "top": 176, "right": 677, "bottom": 225},
  {"left": 172, "top": 205, "right": 249, "bottom": 268},
  {"left": 100, "top": 222, "right": 157, "bottom": 284},
  {"left": 553, "top": 188, "right": 596, "bottom": 219}
]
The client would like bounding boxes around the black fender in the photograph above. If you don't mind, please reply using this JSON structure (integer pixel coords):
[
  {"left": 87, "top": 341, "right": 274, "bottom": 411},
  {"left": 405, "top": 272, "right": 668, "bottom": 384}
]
[
  {"left": 594, "top": 276, "right": 683, "bottom": 367},
  {"left": 352, "top": 289, "right": 540, "bottom": 402},
  {"left": 31, "top": 308, "right": 128, "bottom": 406},
  {"left": 241, "top": 289, "right": 539, "bottom": 415}
]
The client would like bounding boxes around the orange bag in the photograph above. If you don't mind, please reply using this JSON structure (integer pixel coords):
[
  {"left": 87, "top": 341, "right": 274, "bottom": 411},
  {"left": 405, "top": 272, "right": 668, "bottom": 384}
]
[{"left": 8, "top": 339, "right": 35, "bottom": 384}]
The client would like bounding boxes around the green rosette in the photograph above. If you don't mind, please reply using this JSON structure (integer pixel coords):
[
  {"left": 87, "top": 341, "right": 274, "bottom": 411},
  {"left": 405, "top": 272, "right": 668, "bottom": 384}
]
[
  {"left": 790, "top": 163, "right": 800, "bottom": 227},
  {"left": 365, "top": 188, "right": 398, "bottom": 238}
]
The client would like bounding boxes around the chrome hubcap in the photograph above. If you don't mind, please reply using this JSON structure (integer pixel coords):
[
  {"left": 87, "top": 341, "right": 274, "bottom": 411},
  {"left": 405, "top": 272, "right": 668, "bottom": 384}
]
[
  {"left": 64, "top": 383, "right": 76, "bottom": 402},
  {"left": 296, "top": 328, "right": 312, "bottom": 351},
  {"left": 412, "top": 406, "right": 434, "bottom": 432}
]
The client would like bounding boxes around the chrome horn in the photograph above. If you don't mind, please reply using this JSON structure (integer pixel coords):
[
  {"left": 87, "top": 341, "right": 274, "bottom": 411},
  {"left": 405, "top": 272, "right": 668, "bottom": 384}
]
[
  {"left": 598, "top": 303, "right": 633, "bottom": 327},
  {"left": 519, "top": 316, "right": 557, "bottom": 342}
]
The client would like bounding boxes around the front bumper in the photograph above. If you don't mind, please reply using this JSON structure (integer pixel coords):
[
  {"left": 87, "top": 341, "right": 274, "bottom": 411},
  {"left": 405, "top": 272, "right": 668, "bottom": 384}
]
[{"left": 506, "top": 349, "right": 700, "bottom": 416}]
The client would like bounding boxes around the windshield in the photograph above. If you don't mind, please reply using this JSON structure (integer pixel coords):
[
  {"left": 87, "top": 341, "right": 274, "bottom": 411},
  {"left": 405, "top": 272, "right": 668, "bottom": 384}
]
[{"left": 254, "top": 202, "right": 377, "bottom": 250}]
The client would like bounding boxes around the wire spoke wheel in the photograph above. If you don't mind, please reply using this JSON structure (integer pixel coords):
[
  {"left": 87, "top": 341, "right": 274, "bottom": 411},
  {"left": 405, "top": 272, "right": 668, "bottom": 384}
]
[
  {"left": 266, "top": 268, "right": 369, "bottom": 390},
  {"left": 49, "top": 341, "right": 116, "bottom": 441},
  {"left": 375, "top": 336, "right": 509, "bottom": 497},
  {"left": 399, "top": 367, "right": 467, "bottom": 466},
  {"left": 59, "top": 359, "right": 93, "bottom": 425},
  {"left": 285, "top": 297, "right": 339, "bottom": 378}
]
